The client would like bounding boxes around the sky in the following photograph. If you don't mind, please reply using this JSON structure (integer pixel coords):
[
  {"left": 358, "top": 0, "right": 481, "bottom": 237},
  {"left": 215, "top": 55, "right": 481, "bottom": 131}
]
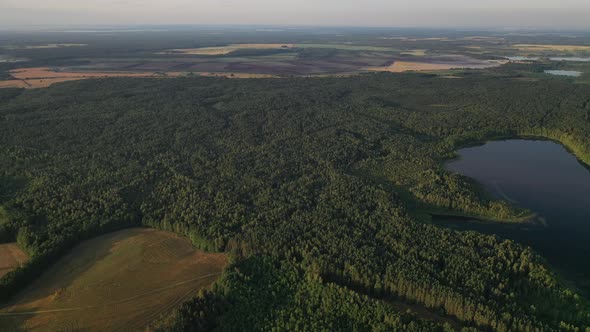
[{"left": 1, "top": 0, "right": 590, "bottom": 29}]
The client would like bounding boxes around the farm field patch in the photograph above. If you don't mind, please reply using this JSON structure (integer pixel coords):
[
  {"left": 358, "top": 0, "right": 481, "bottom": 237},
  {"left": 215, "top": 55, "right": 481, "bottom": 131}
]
[
  {"left": 367, "top": 59, "right": 504, "bottom": 72},
  {"left": 0, "top": 244, "right": 27, "bottom": 279},
  {"left": 2, "top": 67, "right": 187, "bottom": 88},
  {"left": 0, "top": 228, "right": 228, "bottom": 331}
]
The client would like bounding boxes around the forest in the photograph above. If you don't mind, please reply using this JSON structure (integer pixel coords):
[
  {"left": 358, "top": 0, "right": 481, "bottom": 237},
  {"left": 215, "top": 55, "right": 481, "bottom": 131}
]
[{"left": 0, "top": 71, "right": 590, "bottom": 331}]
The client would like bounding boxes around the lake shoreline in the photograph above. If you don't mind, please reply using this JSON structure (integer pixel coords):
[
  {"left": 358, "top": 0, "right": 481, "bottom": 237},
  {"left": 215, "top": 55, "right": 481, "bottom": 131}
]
[
  {"left": 425, "top": 209, "right": 541, "bottom": 225},
  {"left": 439, "top": 138, "right": 590, "bottom": 296},
  {"left": 447, "top": 133, "right": 590, "bottom": 170}
]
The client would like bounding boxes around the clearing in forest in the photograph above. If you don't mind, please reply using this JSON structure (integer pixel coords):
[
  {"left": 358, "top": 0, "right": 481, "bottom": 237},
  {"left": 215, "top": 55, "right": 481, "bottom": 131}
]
[
  {"left": 0, "top": 243, "right": 27, "bottom": 278},
  {"left": 0, "top": 228, "right": 228, "bottom": 331}
]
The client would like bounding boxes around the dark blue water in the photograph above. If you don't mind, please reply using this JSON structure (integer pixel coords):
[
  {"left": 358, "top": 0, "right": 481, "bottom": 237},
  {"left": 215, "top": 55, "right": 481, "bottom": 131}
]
[{"left": 439, "top": 139, "right": 590, "bottom": 290}]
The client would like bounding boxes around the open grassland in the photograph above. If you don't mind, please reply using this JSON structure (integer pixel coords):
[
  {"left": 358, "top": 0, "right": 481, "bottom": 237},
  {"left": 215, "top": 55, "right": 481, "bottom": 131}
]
[
  {"left": 0, "top": 244, "right": 27, "bottom": 279},
  {"left": 513, "top": 44, "right": 590, "bottom": 52},
  {"left": 0, "top": 228, "right": 228, "bottom": 331},
  {"left": 367, "top": 60, "right": 504, "bottom": 72}
]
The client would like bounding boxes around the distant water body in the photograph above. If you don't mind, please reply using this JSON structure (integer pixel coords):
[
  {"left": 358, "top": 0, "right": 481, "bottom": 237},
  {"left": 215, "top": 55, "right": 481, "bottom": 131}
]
[
  {"left": 506, "top": 56, "right": 539, "bottom": 61},
  {"left": 544, "top": 70, "right": 582, "bottom": 77},
  {"left": 550, "top": 57, "right": 590, "bottom": 62},
  {"left": 438, "top": 139, "right": 590, "bottom": 291}
]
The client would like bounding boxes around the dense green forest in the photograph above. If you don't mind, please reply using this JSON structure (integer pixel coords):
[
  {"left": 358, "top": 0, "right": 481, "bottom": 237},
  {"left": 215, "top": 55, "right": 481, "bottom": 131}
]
[{"left": 1, "top": 72, "right": 590, "bottom": 331}]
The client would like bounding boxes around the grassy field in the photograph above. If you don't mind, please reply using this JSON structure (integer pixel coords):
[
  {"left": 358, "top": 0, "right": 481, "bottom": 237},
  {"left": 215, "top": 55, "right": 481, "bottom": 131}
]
[
  {"left": 0, "top": 244, "right": 27, "bottom": 279},
  {"left": 0, "top": 228, "right": 228, "bottom": 331}
]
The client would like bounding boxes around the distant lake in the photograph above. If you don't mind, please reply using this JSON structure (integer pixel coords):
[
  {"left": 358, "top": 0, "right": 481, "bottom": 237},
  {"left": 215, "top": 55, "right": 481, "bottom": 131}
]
[
  {"left": 0, "top": 59, "right": 26, "bottom": 63},
  {"left": 438, "top": 139, "right": 590, "bottom": 292},
  {"left": 550, "top": 57, "right": 590, "bottom": 62},
  {"left": 545, "top": 70, "right": 582, "bottom": 77},
  {"left": 506, "top": 56, "right": 539, "bottom": 61}
]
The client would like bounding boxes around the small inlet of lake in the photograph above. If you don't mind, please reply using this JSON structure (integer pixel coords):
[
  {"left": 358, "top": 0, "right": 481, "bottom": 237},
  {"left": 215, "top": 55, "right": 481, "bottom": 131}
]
[{"left": 437, "top": 139, "right": 590, "bottom": 292}]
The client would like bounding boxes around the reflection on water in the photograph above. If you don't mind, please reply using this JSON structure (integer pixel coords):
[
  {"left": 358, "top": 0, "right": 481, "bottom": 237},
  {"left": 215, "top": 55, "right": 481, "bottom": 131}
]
[{"left": 439, "top": 139, "right": 590, "bottom": 291}]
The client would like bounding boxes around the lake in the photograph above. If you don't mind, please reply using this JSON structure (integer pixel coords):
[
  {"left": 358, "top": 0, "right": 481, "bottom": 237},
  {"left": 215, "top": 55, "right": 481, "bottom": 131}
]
[
  {"left": 550, "top": 57, "right": 590, "bottom": 62},
  {"left": 506, "top": 56, "right": 539, "bottom": 61},
  {"left": 544, "top": 70, "right": 582, "bottom": 77},
  {"left": 438, "top": 139, "right": 590, "bottom": 291}
]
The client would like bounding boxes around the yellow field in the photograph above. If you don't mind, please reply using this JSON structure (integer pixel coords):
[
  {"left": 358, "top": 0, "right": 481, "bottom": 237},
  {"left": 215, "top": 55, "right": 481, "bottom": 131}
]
[
  {"left": 513, "top": 44, "right": 590, "bottom": 52},
  {"left": 159, "top": 43, "right": 294, "bottom": 55},
  {"left": 10, "top": 67, "right": 174, "bottom": 80},
  {"left": 367, "top": 60, "right": 504, "bottom": 73},
  {"left": 0, "top": 67, "right": 285, "bottom": 89},
  {"left": 0, "top": 243, "right": 27, "bottom": 278},
  {"left": 0, "top": 67, "right": 283, "bottom": 89},
  {"left": 0, "top": 67, "right": 188, "bottom": 89},
  {"left": 0, "top": 228, "right": 228, "bottom": 331},
  {"left": 0, "top": 80, "right": 30, "bottom": 89}
]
